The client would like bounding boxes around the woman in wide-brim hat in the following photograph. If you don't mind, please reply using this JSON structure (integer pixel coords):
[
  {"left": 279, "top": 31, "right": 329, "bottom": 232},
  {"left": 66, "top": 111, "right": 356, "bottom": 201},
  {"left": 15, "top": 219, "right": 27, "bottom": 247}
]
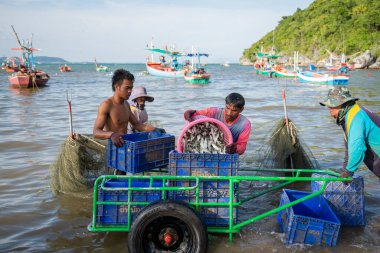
[{"left": 128, "top": 86, "right": 154, "bottom": 133}]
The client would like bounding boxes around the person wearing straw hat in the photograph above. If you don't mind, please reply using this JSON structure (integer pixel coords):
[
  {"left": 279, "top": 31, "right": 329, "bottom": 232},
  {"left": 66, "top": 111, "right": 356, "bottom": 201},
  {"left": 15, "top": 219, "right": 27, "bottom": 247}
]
[
  {"left": 320, "top": 86, "right": 380, "bottom": 179},
  {"left": 93, "top": 69, "right": 165, "bottom": 147},
  {"left": 128, "top": 86, "right": 154, "bottom": 134},
  {"left": 184, "top": 93, "right": 251, "bottom": 155}
]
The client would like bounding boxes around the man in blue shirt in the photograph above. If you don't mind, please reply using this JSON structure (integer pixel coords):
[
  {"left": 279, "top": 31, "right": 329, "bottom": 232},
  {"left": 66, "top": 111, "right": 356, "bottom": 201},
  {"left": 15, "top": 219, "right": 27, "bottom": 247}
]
[{"left": 320, "top": 86, "right": 380, "bottom": 179}]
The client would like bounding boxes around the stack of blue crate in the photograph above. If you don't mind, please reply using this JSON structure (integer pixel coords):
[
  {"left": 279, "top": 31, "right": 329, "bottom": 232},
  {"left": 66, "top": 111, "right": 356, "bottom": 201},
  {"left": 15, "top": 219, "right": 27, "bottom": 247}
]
[
  {"left": 169, "top": 150, "right": 239, "bottom": 227},
  {"left": 311, "top": 173, "right": 366, "bottom": 226},
  {"left": 96, "top": 132, "right": 175, "bottom": 226}
]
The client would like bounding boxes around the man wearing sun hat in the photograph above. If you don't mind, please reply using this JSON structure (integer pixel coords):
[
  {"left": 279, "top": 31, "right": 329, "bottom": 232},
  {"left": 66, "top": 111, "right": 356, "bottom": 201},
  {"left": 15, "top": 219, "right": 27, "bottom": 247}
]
[
  {"left": 320, "top": 86, "right": 380, "bottom": 179},
  {"left": 128, "top": 86, "right": 154, "bottom": 133}
]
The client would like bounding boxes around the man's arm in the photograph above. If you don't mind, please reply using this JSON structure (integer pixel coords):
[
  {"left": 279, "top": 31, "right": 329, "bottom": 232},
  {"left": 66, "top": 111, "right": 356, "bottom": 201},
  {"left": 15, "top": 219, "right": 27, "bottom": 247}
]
[
  {"left": 93, "top": 101, "right": 114, "bottom": 139},
  {"left": 235, "top": 121, "right": 251, "bottom": 155},
  {"left": 345, "top": 116, "right": 367, "bottom": 173},
  {"left": 193, "top": 107, "right": 218, "bottom": 118}
]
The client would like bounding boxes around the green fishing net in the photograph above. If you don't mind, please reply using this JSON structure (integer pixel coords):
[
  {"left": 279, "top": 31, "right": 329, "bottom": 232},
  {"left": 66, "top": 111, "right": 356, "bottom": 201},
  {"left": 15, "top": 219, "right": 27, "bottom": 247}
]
[
  {"left": 49, "top": 133, "right": 110, "bottom": 196},
  {"left": 258, "top": 118, "right": 319, "bottom": 170}
]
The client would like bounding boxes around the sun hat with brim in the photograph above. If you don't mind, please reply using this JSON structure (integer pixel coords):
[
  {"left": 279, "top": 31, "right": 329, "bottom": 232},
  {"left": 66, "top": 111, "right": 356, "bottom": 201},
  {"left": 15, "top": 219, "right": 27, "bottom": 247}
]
[
  {"left": 130, "top": 86, "right": 154, "bottom": 102},
  {"left": 319, "top": 86, "right": 358, "bottom": 107}
]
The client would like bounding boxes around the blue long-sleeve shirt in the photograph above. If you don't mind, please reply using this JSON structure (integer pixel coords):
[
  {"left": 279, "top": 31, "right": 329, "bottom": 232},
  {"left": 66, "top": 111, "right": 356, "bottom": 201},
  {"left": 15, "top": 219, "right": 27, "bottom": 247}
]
[{"left": 343, "top": 104, "right": 380, "bottom": 176}]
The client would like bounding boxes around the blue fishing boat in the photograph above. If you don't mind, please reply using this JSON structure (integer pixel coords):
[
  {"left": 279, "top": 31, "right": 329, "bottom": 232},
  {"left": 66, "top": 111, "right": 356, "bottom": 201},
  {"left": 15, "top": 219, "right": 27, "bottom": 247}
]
[{"left": 298, "top": 71, "right": 349, "bottom": 85}]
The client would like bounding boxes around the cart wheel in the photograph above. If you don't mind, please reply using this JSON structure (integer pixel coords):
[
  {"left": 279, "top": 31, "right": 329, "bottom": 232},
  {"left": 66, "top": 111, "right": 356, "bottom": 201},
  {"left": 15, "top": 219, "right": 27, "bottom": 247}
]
[{"left": 128, "top": 200, "right": 208, "bottom": 253}]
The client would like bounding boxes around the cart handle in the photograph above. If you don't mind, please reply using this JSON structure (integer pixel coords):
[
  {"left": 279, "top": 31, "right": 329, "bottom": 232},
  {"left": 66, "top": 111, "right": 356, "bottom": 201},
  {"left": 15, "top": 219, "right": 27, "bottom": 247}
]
[{"left": 99, "top": 176, "right": 200, "bottom": 192}]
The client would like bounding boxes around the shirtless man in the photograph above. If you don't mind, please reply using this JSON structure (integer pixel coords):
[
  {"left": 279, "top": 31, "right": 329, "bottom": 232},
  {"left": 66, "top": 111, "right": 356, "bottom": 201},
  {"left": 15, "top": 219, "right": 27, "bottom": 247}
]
[{"left": 93, "top": 69, "right": 165, "bottom": 147}]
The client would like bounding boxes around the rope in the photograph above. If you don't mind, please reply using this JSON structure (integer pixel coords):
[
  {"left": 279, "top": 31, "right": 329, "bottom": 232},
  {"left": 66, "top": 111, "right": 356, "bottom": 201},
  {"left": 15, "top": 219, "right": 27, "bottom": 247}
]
[{"left": 80, "top": 134, "right": 106, "bottom": 149}]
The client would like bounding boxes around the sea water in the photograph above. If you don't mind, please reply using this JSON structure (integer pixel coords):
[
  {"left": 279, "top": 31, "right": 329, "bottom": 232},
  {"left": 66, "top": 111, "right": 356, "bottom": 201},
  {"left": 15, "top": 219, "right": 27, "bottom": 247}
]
[{"left": 0, "top": 64, "right": 379, "bottom": 252}]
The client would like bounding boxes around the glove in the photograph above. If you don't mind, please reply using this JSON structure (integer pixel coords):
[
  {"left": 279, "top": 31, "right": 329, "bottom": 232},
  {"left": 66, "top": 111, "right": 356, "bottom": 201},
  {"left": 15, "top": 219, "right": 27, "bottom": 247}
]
[
  {"left": 153, "top": 127, "right": 166, "bottom": 134},
  {"left": 340, "top": 169, "right": 353, "bottom": 185},
  {"left": 225, "top": 143, "right": 237, "bottom": 154},
  {"left": 110, "top": 132, "right": 124, "bottom": 147},
  {"left": 184, "top": 110, "right": 196, "bottom": 122}
]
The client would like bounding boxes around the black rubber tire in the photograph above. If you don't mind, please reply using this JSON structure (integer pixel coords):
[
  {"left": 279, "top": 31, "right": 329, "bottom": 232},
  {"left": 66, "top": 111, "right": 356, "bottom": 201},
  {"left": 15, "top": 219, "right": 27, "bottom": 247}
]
[{"left": 127, "top": 200, "right": 208, "bottom": 253}]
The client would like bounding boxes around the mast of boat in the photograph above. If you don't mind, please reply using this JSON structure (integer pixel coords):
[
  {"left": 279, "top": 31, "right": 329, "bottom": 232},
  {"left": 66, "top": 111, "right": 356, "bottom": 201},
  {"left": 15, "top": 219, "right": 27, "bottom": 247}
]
[
  {"left": 149, "top": 37, "right": 154, "bottom": 62},
  {"left": 191, "top": 46, "right": 195, "bottom": 69},
  {"left": 326, "top": 49, "right": 334, "bottom": 66},
  {"left": 272, "top": 30, "right": 275, "bottom": 55},
  {"left": 11, "top": 25, "right": 34, "bottom": 72},
  {"left": 293, "top": 51, "right": 299, "bottom": 72},
  {"left": 341, "top": 53, "right": 346, "bottom": 64},
  {"left": 29, "top": 34, "right": 36, "bottom": 71}
]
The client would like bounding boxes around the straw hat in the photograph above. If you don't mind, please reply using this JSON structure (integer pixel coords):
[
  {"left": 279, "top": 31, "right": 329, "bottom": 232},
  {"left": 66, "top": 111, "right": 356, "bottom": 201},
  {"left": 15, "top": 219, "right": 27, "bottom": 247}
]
[{"left": 130, "top": 86, "right": 154, "bottom": 102}]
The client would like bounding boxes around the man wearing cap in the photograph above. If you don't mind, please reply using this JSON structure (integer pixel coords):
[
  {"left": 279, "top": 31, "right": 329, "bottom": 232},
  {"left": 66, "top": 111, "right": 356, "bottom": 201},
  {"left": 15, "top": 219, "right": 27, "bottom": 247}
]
[
  {"left": 93, "top": 69, "right": 165, "bottom": 147},
  {"left": 183, "top": 93, "right": 251, "bottom": 155},
  {"left": 320, "top": 86, "right": 380, "bottom": 179},
  {"left": 128, "top": 86, "right": 154, "bottom": 134}
]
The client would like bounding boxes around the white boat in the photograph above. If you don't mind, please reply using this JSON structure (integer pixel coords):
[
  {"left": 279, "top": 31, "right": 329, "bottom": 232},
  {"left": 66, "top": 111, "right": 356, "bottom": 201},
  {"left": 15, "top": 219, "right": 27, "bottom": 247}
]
[
  {"left": 146, "top": 62, "right": 185, "bottom": 77},
  {"left": 221, "top": 61, "right": 230, "bottom": 67},
  {"left": 145, "top": 39, "right": 187, "bottom": 78}
]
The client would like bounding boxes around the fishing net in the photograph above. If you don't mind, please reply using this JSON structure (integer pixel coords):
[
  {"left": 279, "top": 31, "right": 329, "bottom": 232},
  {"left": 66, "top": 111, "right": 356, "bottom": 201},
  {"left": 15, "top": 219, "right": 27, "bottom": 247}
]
[
  {"left": 238, "top": 118, "right": 320, "bottom": 225},
  {"left": 239, "top": 117, "right": 319, "bottom": 173},
  {"left": 239, "top": 118, "right": 319, "bottom": 196},
  {"left": 49, "top": 133, "right": 110, "bottom": 196},
  {"left": 256, "top": 117, "right": 319, "bottom": 171}
]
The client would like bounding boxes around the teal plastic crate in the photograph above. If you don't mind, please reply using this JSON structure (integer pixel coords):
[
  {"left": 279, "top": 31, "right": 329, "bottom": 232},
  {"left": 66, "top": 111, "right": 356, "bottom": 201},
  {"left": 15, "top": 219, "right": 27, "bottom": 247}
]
[
  {"left": 278, "top": 189, "right": 341, "bottom": 246},
  {"left": 311, "top": 173, "right": 365, "bottom": 226},
  {"left": 169, "top": 151, "right": 239, "bottom": 227},
  {"left": 96, "top": 178, "right": 164, "bottom": 225},
  {"left": 107, "top": 132, "right": 175, "bottom": 173}
]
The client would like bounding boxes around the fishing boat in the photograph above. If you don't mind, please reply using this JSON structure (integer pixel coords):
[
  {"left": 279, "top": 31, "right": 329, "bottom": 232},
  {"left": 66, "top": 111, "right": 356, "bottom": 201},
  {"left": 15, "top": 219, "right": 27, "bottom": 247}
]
[
  {"left": 9, "top": 71, "right": 50, "bottom": 88},
  {"left": 183, "top": 48, "right": 211, "bottom": 84},
  {"left": 145, "top": 40, "right": 187, "bottom": 77},
  {"left": 272, "top": 65, "right": 298, "bottom": 78},
  {"left": 2, "top": 58, "right": 20, "bottom": 73},
  {"left": 8, "top": 25, "right": 50, "bottom": 88},
  {"left": 60, "top": 64, "right": 72, "bottom": 72},
  {"left": 298, "top": 71, "right": 349, "bottom": 85},
  {"left": 221, "top": 61, "right": 230, "bottom": 67},
  {"left": 95, "top": 58, "right": 109, "bottom": 72},
  {"left": 146, "top": 62, "right": 185, "bottom": 77},
  {"left": 272, "top": 51, "right": 299, "bottom": 78},
  {"left": 324, "top": 51, "right": 354, "bottom": 71},
  {"left": 325, "top": 62, "right": 354, "bottom": 72},
  {"left": 253, "top": 51, "right": 281, "bottom": 76},
  {"left": 253, "top": 37, "right": 281, "bottom": 76},
  {"left": 184, "top": 69, "right": 211, "bottom": 84}
]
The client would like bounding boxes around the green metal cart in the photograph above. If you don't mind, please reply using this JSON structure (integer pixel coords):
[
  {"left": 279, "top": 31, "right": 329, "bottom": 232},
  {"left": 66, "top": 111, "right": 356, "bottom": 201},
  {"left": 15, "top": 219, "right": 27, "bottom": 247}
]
[{"left": 88, "top": 168, "right": 350, "bottom": 252}]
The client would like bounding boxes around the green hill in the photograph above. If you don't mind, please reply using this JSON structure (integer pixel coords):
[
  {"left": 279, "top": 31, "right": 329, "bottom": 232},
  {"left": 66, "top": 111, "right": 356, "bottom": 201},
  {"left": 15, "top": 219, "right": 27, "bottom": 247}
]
[{"left": 242, "top": 0, "right": 380, "bottom": 62}]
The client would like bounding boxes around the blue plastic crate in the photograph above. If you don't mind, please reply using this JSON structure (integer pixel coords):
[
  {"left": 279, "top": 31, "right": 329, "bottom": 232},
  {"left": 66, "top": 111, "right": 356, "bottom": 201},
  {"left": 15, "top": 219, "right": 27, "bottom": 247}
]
[
  {"left": 277, "top": 189, "right": 341, "bottom": 246},
  {"left": 169, "top": 151, "right": 239, "bottom": 227},
  {"left": 96, "top": 178, "right": 164, "bottom": 225},
  {"left": 311, "top": 173, "right": 365, "bottom": 226},
  {"left": 107, "top": 132, "right": 175, "bottom": 173}
]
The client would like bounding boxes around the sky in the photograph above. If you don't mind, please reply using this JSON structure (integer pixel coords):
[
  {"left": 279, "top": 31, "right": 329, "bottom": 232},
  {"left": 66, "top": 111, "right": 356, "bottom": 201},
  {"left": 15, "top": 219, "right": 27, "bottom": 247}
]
[{"left": 0, "top": 0, "right": 314, "bottom": 63}]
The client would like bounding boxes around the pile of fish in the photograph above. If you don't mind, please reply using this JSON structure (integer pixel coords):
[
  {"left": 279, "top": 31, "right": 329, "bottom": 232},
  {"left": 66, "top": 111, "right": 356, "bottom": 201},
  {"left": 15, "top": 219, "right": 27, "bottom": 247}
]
[{"left": 181, "top": 122, "right": 226, "bottom": 153}]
